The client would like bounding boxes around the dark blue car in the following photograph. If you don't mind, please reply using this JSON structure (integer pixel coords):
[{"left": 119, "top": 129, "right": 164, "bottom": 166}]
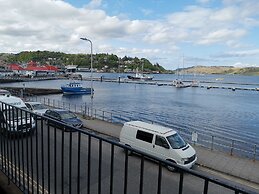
[{"left": 44, "top": 109, "right": 83, "bottom": 130}]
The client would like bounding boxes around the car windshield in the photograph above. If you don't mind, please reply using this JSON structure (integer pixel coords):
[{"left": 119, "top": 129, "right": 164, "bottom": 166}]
[
  {"left": 60, "top": 112, "right": 77, "bottom": 120},
  {"left": 32, "top": 104, "right": 48, "bottom": 110},
  {"left": 166, "top": 133, "right": 187, "bottom": 149}
]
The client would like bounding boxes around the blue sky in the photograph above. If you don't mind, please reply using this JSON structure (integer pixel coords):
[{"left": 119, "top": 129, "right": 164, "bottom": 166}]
[{"left": 0, "top": 0, "right": 259, "bottom": 70}]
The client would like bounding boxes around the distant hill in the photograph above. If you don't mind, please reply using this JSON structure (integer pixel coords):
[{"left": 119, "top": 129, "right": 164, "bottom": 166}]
[
  {"left": 0, "top": 51, "right": 166, "bottom": 73},
  {"left": 175, "top": 66, "right": 259, "bottom": 76}
]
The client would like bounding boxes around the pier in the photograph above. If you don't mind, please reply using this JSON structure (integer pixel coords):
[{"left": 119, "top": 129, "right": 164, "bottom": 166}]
[
  {"left": 1, "top": 75, "right": 259, "bottom": 91},
  {"left": 82, "top": 76, "right": 259, "bottom": 91}
]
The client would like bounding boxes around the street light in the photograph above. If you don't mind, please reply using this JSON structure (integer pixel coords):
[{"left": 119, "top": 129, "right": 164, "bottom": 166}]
[{"left": 80, "top": 37, "right": 93, "bottom": 99}]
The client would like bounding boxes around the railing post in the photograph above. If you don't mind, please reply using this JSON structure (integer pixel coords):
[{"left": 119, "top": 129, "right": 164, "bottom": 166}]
[
  {"left": 211, "top": 136, "right": 214, "bottom": 150},
  {"left": 230, "top": 140, "right": 234, "bottom": 156}
]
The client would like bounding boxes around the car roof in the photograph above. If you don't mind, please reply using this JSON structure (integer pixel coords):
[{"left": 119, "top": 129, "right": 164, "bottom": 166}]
[
  {"left": 125, "top": 121, "right": 176, "bottom": 135},
  {"left": 48, "top": 109, "right": 70, "bottom": 113},
  {"left": 25, "top": 101, "right": 42, "bottom": 105}
]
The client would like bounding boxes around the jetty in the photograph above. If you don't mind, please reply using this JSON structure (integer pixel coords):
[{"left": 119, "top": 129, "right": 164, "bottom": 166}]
[
  {"left": 1, "top": 75, "right": 259, "bottom": 91},
  {"left": 0, "top": 86, "right": 62, "bottom": 96}
]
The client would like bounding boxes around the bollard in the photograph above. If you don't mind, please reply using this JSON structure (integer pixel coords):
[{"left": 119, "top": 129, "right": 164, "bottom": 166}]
[
  {"left": 211, "top": 136, "right": 214, "bottom": 150},
  {"left": 230, "top": 140, "right": 234, "bottom": 155}
]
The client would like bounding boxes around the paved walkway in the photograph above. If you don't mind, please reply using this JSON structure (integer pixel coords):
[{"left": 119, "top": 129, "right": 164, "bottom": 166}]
[
  {"left": 82, "top": 118, "right": 259, "bottom": 186},
  {"left": 1, "top": 117, "right": 259, "bottom": 193}
]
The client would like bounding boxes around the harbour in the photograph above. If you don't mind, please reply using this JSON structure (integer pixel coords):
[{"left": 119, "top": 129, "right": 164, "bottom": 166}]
[{"left": 1, "top": 73, "right": 259, "bottom": 160}]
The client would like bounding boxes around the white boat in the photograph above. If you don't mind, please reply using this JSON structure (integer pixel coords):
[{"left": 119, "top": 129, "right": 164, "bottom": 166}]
[
  {"left": 190, "top": 80, "right": 199, "bottom": 87},
  {"left": 172, "top": 79, "right": 190, "bottom": 88},
  {"left": 127, "top": 73, "right": 153, "bottom": 81},
  {"left": 127, "top": 67, "right": 153, "bottom": 81},
  {"left": 172, "top": 55, "right": 190, "bottom": 88}
]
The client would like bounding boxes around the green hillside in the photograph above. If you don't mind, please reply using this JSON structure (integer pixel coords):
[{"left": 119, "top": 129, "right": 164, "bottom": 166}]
[{"left": 0, "top": 51, "right": 165, "bottom": 73}]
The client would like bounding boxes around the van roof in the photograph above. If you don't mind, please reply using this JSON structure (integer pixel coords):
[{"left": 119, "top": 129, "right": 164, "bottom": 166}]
[
  {"left": 0, "top": 95, "right": 25, "bottom": 108},
  {"left": 125, "top": 121, "right": 176, "bottom": 135}
]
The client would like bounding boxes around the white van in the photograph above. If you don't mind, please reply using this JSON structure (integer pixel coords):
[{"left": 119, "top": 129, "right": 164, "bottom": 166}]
[
  {"left": 120, "top": 121, "right": 197, "bottom": 170},
  {"left": 0, "top": 95, "right": 36, "bottom": 134}
]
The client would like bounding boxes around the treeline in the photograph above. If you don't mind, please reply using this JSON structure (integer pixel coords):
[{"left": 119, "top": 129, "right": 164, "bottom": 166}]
[{"left": 5, "top": 51, "right": 166, "bottom": 73}]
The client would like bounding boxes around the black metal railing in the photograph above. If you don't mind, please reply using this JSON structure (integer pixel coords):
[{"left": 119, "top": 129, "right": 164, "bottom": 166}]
[
  {"left": 26, "top": 96, "right": 259, "bottom": 161},
  {"left": 0, "top": 102, "right": 257, "bottom": 194}
]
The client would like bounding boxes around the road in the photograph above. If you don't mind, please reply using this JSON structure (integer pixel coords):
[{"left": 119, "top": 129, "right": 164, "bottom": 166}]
[{"left": 1, "top": 119, "right": 257, "bottom": 194}]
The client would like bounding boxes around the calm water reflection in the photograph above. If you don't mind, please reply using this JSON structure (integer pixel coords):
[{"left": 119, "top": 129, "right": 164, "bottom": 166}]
[{"left": 1, "top": 74, "right": 259, "bottom": 145}]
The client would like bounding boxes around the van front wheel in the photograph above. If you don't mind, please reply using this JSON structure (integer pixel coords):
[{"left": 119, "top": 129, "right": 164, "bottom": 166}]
[
  {"left": 125, "top": 145, "right": 133, "bottom": 156},
  {"left": 166, "top": 159, "right": 177, "bottom": 172}
]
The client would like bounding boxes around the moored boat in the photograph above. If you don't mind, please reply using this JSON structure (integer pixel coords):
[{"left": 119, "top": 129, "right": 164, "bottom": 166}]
[
  {"left": 127, "top": 66, "right": 153, "bottom": 81},
  {"left": 61, "top": 82, "right": 93, "bottom": 95},
  {"left": 172, "top": 79, "right": 190, "bottom": 88},
  {"left": 127, "top": 73, "right": 153, "bottom": 81}
]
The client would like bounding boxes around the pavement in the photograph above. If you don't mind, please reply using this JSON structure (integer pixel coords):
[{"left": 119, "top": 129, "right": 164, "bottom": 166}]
[
  {"left": 1, "top": 117, "right": 259, "bottom": 193},
  {"left": 82, "top": 118, "right": 259, "bottom": 188},
  {"left": 0, "top": 171, "right": 22, "bottom": 194}
]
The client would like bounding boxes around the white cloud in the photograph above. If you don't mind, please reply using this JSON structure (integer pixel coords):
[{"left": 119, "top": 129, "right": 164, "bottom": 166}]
[
  {"left": 233, "top": 62, "right": 258, "bottom": 67},
  {"left": 0, "top": 0, "right": 259, "bottom": 69},
  {"left": 214, "top": 49, "right": 259, "bottom": 58},
  {"left": 198, "top": 29, "right": 247, "bottom": 45},
  {"left": 86, "top": 0, "right": 102, "bottom": 9}
]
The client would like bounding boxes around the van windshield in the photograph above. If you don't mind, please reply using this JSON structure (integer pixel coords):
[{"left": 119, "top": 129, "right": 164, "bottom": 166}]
[{"left": 167, "top": 133, "right": 187, "bottom": 149}]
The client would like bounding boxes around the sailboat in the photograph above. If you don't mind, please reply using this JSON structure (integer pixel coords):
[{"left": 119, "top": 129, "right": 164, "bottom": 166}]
[{"left": 173, "top": 55, "right": 190, "bottom": 88}]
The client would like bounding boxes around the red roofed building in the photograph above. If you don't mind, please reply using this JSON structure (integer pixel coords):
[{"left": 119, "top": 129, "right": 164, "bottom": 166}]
[
  {"left": 45, "top": 65, "right": 58, "bottom": 71},
  {"left": 9, "top": 64, "right": 24, "bottom": 71},
  {"left": 8, "top": 63, "right": 59, "bottom": 77}
]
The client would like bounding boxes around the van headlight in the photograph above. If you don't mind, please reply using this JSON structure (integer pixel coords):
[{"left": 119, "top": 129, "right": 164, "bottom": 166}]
[{"left": 181, "top": 158, "right": 189, "bottom": 164}]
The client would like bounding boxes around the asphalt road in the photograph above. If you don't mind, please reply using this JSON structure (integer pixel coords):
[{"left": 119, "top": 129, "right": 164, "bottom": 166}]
[{"left": 1, "top": 119, "right": 254, "bottom": 194}]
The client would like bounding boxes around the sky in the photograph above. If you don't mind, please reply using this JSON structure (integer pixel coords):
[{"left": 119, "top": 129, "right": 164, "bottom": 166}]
[{"left": 0, "top": 0, "right": 259, "bottom": 70}]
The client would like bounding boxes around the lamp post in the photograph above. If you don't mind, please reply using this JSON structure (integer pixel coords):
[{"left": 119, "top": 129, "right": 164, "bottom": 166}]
[{"left": 80, "top": 37, "right": 93, "bottom": 99}]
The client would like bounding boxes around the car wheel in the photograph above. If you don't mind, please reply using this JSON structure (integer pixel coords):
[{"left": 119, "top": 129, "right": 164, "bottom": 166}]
[{"left": 166, "top": 160, "right": 177, "bottom": 172}]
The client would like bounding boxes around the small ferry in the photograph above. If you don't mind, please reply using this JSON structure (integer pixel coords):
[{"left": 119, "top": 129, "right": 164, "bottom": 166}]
[{"left": 61, "top": 82, "right": 93, "bottom": 95}]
